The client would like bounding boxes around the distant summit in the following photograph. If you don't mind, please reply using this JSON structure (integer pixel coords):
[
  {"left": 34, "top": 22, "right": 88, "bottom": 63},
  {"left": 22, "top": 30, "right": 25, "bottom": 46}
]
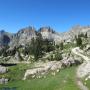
[{"left": 39, "top": 27, "right": 55, "bottom": 33}]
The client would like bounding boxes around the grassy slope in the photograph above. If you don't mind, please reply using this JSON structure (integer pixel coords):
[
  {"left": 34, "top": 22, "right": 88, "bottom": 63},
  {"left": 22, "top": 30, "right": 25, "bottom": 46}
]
[
  {"left": 0, "top": 65, "right": 80, "bottom": 90},
  {"left": 85, "top": 79, "right": 90, "bottom": 89}
]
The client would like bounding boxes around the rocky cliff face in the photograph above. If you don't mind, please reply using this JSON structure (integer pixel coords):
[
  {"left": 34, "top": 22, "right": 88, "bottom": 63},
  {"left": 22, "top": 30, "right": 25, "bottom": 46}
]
[
  {"left": 39, "top": 27, "right": 63, "bottom": 44},
  {"left": 9, "top": 26, "right": 61, "bottom": 47},
  {"left": 10, "top": 26, "right": 36, "bottom": 47},
  {"left": 0, "top": 25, "right": 90, "bottom": 48},
  {"left": 0, "top": 30, "right": 12, "bottom": 48},
  {"left": 39, "top": 27, "right": 54, "bottom": 40}
]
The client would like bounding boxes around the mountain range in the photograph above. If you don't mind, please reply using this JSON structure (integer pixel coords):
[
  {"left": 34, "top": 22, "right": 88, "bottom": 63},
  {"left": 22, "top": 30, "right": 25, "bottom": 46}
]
[{"left": 0, "top": 25, "right": 90, "bottom": 48}]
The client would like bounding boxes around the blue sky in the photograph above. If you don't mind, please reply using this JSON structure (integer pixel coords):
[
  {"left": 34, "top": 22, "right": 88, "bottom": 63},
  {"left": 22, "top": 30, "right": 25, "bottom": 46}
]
[{"left": 0, "top": 0, "right": 90, "bottom": 33}]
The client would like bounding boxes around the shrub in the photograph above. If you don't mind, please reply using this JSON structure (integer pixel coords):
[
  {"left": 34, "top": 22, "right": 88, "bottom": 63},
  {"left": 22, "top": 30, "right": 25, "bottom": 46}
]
[
  {"left": 76, "top": 37, "right": 82, "bottom": 46},
  {"left": 55, "top": 52, "right": 63, "bottom": 61}
]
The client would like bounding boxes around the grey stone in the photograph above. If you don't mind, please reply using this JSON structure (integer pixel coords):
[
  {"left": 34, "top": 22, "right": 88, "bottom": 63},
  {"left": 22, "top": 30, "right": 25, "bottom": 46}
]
[
  {"left": 0, "top": 78, "right": 8, "bottom": 84},
  {"left": 0, "top": 65, "right": 7, "bottom": 74}
]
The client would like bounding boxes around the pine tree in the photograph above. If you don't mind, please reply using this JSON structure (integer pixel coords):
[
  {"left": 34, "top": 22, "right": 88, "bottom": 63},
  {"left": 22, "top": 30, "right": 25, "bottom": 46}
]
[
  {"left": 30, "top": 33, "right": 43, "bottom": 60},
  {"left": 84, "top": 33, "right": 88, "bottom": 38},
  {"left": 55, "top": 52, "right": 62, "bottom": 61},
  {"left": 76, "top": 36, "right": 82, "bottom": 46},
  {"left": 60, "top": 42, "right": 63, "bottom": 50}
]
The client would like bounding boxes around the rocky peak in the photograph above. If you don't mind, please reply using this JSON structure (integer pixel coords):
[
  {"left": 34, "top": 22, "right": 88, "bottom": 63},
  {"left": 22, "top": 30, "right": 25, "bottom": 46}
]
[
  {"left": 10, "top": 26, "right": 37, "bottom": 47},
  {"left": 38, "top": 27, "right": 55, "bottom": 40},
  {"left": 15, "top": 26, "right": 36, "bottom": 37},
  {"left": 39, "top": 27, "right": 55, "bottom": 33},
  {"left": 68, "top": 25, "right": 90, "bottom": 38}
]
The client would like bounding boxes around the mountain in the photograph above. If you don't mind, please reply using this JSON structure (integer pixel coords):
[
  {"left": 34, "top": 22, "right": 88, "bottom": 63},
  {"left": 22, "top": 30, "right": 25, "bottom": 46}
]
[
  {"left": 0, "top": 25, "right": 90, "bottom": 48},
  {"left": 58, "top": 25, "right": 90, "bottom": 42}
]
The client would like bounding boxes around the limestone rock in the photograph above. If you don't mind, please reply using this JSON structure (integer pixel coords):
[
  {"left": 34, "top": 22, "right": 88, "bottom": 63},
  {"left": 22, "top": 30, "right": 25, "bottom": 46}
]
[
  {"left": 0, "top": 78, "right": 8, "bottom": 84},
  {"left": 0, "top": 65, "right": 8, "bottom": 74}
]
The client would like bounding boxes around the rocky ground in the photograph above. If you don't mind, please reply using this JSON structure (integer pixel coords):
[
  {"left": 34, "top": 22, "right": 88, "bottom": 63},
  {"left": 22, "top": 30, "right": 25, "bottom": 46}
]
[{"left": 0, "top": 65, "right": 8, "bottom": 84}]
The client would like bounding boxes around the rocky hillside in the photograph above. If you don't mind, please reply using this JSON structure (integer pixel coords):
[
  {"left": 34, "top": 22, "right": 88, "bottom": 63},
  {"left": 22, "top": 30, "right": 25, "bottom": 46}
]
[{"left": 59, "top": 25, "right": 90, "bottom": 42}]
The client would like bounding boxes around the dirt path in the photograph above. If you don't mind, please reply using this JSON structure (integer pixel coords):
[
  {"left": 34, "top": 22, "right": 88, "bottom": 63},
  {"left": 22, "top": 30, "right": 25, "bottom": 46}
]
[
  {"left": 72, "top": 47, "right": 89, "bottom": 90},
  {"left": 77, "top": 79, "right": 88, "bottom": 90}
]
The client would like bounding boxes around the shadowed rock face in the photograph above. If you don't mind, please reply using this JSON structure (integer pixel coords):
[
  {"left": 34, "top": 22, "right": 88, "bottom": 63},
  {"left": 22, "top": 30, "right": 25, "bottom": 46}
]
[
  {"left": 2, "top": 35, "right": 10, "bottom": 45},
  {"left": 0, "top": 30, "right": 12, "bottom": 48}
]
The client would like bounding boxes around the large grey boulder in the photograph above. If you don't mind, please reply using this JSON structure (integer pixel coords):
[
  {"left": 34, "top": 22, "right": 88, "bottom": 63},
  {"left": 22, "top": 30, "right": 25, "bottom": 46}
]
[
  {"left": 0, "top": 65, "right": 8, "bottom": 74},
  {"left": 0, "top": 78, "right": 8, "bottom": 84},
  {"left": 61, "top": 56, "right": 82, "bottom": 67}
]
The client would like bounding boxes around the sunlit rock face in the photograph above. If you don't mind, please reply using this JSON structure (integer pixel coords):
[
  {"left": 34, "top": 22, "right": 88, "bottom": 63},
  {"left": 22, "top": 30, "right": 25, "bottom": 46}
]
[
  {"left": 39, "top": 27, "right": 54, "bottom": 40},
  {"left": 10, "top": 26, "right": 36, "bottom": 47},
  {"left": 39, "top": 27, "right": 63, "bottom": 44}
]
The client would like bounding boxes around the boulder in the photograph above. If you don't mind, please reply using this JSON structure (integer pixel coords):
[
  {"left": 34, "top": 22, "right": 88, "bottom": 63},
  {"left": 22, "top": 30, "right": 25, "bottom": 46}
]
[
  {"left": 0, "top": 78, "right": 8, "bottom": 84},
  {"left": 0, "top": 65, "right": 8, "bottom": 74},
  {"left": 61, "top": 56, "right": 82, "bottom": 67}
]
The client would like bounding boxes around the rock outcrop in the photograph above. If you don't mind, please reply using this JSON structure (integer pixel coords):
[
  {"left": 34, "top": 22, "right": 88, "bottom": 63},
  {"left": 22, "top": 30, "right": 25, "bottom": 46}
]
[
  {"left": 23, "top": 56, "right": 82, "bottom": 80},
  {"left": 0, "top": 78, "right": 8, "bottom": 84},
  {"left": 23, "top": 61, "right": 62, "bottom": 80},
  {"left": 0, "top": 65, "right": 8, "bottom": 74}
]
